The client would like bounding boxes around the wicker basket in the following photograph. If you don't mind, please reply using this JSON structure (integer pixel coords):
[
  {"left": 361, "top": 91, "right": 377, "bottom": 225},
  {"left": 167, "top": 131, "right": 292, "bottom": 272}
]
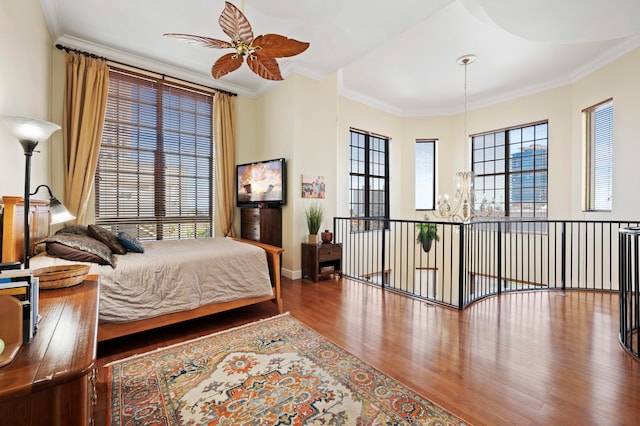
[{"left": 34, "top": 264, "right": 90, "bottom": 290}]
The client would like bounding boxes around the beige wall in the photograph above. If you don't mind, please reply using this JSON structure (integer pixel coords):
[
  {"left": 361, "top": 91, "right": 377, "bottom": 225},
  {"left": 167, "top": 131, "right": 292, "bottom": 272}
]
[
  {"left": 402, "top": 114, "right": 456, "bottom": 221},
  {"left": 0, "top": 0, "right": 57, "bottom": 199},
  {"left": 335, "top": 97, "right": 404, "bottom": 218},
  {"left": 4, "top": 1, "right": 640, "bottom": 278},
  {"left": 460, "top": 86, "right": 573, "bottom": 219},
  {"left": 572, "top": 47, "right": 640, "bottom": 220},
  {"left": 254, "top": 73, "right": 338, "bottom": 277}
]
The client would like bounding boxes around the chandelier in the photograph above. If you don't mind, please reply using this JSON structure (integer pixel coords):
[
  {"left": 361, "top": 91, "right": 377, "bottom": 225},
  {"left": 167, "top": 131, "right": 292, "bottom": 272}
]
[
  {"left": 435, "top": 171, "right": 500, "bottom": 222},
  {"left": 434, "top": 55, "right": 500, "bottom": 222}
]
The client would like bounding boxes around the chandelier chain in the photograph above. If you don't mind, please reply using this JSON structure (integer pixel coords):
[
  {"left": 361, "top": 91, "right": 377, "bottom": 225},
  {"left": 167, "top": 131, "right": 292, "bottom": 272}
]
[{"left": 434, "top": 54, "right": 501, "bottom": 222}]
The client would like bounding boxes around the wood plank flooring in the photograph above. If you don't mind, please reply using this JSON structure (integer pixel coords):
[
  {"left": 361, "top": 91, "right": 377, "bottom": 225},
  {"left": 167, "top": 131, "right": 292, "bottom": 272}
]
[{"left": 95, "top": 277, "right": 640, "bottom": 425}]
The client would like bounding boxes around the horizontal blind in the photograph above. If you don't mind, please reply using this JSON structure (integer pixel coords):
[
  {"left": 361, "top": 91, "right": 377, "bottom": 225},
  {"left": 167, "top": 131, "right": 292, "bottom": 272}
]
[
  {"left": 95, "top": 68, "right": 214, "bottom": 240},
  {"left": 592, "top": 101, "right": 613, "bottom": 210}
]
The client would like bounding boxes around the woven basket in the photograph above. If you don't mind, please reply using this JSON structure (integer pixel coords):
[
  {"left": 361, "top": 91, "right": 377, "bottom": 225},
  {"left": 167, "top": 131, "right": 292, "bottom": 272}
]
[{"left": 34, "top": 264, "right": 90, "bottom": 290}]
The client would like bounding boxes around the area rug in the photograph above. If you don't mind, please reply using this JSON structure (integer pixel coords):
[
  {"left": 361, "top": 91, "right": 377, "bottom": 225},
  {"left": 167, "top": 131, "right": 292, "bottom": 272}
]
[{"left": 107, "top": 313, "right": 467, "bottom": 425}]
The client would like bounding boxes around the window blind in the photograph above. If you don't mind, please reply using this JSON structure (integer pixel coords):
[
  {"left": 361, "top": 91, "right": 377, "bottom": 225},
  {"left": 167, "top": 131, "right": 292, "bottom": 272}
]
[
  {"left": 592, "top": 102, "right": 613, "bottom": 210},
  {"left": 95, "top": 68, "right": 215, "bottom": 240}
]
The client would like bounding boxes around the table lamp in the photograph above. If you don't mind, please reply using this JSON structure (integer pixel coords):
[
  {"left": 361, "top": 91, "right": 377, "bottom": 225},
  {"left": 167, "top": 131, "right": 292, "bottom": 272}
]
[{"left": 30, "top": 184, "right": 75, "bottom": 225}]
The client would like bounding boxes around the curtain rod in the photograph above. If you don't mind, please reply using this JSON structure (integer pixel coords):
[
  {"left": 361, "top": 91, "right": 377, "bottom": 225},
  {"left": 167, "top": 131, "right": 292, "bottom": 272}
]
[{"left": 55, "top": 44, "right": 238, "bottom": 97}]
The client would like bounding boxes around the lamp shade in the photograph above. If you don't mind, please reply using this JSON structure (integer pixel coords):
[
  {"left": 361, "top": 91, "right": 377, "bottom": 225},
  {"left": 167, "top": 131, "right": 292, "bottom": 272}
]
[
  {"left": 0, "top": 114, "right": 60, "bottom": 142},
  {"left": 50, "top": 197, "right": 76, "bottom": 225},
  {"left": 30, "top": 185, "right": 75, "bottom": 225}
]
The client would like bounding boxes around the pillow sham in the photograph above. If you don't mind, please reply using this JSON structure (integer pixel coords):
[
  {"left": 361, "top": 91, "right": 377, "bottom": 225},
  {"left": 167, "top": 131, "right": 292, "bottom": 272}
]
[
  {"left": 88, "top": 224, "right": 127, "bottom": 255},
  {"left": 55, "top": 224, "right": 90, "bottom": 236},
  {"left": 39, "top": 234, "right": 114, "bottom": 266},
  {"left": 117, "top": 232, "right": 144, "bottom": 253}
]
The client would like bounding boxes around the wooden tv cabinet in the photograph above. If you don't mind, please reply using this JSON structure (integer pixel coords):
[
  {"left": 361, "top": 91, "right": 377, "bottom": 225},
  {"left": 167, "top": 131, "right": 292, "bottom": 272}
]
[
  {"left": 241, "top": 207, "right": 282, "bottom": 247},
  {"left": 0, "top": 276, "right": 100, "bottom": 426}
]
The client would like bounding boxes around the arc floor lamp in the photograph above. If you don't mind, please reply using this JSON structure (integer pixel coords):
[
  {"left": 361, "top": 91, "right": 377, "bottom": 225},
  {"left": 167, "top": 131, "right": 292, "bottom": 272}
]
[{"left": 0, "top": 114, "right": 69, "bottom": 269}]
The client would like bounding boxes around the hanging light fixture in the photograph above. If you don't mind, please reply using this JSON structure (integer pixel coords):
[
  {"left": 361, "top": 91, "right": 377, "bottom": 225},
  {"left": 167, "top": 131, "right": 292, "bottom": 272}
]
[{"left": 434, "top": 55, "right": 499, "bottom": 222}]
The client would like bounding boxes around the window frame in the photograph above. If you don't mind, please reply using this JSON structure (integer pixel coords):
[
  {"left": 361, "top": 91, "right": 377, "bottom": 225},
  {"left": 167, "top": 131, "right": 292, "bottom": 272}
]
[
  {"left": 349, "top": 128, "right": 390, "bottom": 232},
  {"left": 415, "top": 139, "right": 436, "bottom": 211},
  {"left": 584, "top": 98, "right": 613, "bottom": 212},
  {"left": 471, "top": 120, "right": 548, "bottom": 219},
  {"left": 95, "top": 67, "right": 215, "bottom": 240}
]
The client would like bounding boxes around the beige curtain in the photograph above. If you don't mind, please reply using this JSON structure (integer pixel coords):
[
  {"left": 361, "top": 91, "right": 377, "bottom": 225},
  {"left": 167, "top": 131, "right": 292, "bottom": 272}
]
[
  {"left": 62, "top": 53, "right": 109, "bottom": 224},
  {"left": 214, "top": 93, "right": 236, "bottom": 236}
]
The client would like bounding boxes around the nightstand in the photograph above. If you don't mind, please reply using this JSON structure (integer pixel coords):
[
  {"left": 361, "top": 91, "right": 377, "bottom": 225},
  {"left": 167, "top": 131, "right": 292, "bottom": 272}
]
[{"left": 301, "top": 242, "right": 342, "bottom": 282}]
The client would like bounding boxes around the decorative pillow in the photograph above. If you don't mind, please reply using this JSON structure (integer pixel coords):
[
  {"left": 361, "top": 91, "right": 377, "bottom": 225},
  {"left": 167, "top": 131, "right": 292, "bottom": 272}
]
[
  {"left": 88, "top": 224, "right": 127, "bottom": 255},
  {"left": 55, "top": 224, "right": 90, "bottom": 236},
  {"left": 117, "top": 232, "right": 144, "bottom": 253},
  {"left": 39, "top": 234, "right": 114, "bottom": 266}
]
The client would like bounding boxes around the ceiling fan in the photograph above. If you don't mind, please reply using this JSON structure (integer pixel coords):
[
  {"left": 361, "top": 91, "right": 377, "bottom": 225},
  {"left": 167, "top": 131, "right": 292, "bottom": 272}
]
[{"left": 164, "top": 1, "right": 310, "bottom": 81}]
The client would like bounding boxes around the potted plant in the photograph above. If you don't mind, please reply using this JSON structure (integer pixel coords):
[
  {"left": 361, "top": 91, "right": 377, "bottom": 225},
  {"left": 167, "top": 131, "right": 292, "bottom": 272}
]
[
  {"left": 305, "top": 203, "right": 324, "bottom": 244},
  {"left": 416, "top": 217, "right": 439, "bottom": 253}
]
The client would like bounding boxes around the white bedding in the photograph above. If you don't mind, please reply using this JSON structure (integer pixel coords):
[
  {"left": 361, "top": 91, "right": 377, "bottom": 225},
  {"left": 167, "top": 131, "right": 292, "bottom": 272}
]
[{"left": 30, "top": 237, "right": 273, "bottom": 323}]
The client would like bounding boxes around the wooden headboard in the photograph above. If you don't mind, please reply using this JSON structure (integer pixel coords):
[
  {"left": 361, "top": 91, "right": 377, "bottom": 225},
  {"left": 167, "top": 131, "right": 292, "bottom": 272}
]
[{"left": 1, "top": 196, "right": 51, "bottom": 263}]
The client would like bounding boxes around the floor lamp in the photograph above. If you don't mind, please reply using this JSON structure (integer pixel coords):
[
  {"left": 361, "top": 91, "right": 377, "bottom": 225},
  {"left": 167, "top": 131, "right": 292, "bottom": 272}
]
[{"left": 0, "top": 115, "right": 61, "bottom": 269}]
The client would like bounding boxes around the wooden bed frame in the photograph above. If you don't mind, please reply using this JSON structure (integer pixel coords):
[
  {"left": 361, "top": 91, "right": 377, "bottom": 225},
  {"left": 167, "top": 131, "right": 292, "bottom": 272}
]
[{"left": 1, "top": 196, "right": 284, "bottom": 342}]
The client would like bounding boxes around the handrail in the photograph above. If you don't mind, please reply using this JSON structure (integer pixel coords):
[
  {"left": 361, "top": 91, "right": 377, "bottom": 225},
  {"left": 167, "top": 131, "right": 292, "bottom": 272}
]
[
  {"left": 619, "top": 227, "right": 640, "bottom": 361},
  {"left": 333, "top": 217, "right": 640, "bottom": 310}
]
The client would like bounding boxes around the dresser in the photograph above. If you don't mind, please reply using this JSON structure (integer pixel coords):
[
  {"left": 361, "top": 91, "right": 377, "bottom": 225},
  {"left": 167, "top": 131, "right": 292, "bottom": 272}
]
[
  {"left": 0, "top": 277, "right": 100, "bottom": 426},
  {"left": 241, "top": 207, "right": 282, "bottom": 247}
]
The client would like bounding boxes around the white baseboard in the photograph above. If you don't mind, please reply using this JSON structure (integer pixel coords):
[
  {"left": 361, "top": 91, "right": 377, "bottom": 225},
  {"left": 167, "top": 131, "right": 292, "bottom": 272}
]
[{"left": 281, "top": 267, "right": 302, "bottom": 280}]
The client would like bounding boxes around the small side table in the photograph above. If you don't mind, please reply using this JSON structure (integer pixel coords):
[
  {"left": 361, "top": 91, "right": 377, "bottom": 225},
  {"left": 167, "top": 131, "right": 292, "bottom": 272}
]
[{"left": 301, "top": 242, "right": 342, "bottom": 282}]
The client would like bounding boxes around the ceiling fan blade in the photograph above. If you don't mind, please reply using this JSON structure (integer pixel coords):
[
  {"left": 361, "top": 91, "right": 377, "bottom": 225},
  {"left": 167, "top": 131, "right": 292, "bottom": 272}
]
[
  {"left": 164, "top": 33, "right": 232, "bottom": 49},
  {"left": 253, "top": 34, "right": 310, "bottom": 58},
  {"left": 219, "top": 1, "right": 254, "bottom": 44},
  {"left": 211, "top": 53, "right": 244, "bottom": 79},
  {"left": 247, "top": 55, "right": 283, "bottom": 80}
]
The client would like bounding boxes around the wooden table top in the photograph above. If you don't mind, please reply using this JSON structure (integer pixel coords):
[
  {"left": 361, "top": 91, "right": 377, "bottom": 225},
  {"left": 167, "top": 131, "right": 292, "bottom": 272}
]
[{"left": 0, "top": 277, "right": 99, "bottom": 401}]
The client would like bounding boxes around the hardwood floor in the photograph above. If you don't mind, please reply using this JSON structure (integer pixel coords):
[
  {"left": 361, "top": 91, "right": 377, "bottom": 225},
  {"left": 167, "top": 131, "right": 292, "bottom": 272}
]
[{"left": 95, "top": 277, "right": 640, "bottom": 425}]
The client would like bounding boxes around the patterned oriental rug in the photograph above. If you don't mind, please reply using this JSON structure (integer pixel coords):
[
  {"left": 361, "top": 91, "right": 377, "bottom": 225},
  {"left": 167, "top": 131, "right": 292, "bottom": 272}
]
[{"left": 107, "top": 313, "right": 467, "bottom": 425}]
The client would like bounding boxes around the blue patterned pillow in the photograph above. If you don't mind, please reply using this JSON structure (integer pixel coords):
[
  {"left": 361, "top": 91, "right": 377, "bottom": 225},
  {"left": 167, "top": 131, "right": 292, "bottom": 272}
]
[{"left": 117, "top": 232, "right": 144, "bottom": 253}]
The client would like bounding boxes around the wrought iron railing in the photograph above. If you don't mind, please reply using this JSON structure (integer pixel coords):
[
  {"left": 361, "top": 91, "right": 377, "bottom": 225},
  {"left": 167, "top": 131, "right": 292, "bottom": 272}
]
[
  {"left": 619, "top": 227, "right": 640, "bottom": 360},
  {"left": 333, "top": 217, "right": 639, "bottom": 311}
]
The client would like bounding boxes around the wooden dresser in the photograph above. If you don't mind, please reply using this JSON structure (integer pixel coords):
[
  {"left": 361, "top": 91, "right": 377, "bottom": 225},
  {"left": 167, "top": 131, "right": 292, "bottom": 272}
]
[
  {"left": 240, "top": 207, "right": 282, "bottom": 247},
  {"left": 0, "top": 277, "right": 100, "bottom": 426}
]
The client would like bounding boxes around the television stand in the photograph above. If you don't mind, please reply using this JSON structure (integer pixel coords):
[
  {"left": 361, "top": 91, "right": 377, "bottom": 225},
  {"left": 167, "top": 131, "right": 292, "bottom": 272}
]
[{"left": 240, "top": 207, "right": 282, "bottom": 248}]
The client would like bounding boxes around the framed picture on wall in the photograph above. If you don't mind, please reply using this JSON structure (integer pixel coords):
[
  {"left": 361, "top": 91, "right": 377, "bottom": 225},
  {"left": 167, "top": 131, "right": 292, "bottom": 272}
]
[{"left": 301, "top": 175, "right": 325, "bottom": 199}]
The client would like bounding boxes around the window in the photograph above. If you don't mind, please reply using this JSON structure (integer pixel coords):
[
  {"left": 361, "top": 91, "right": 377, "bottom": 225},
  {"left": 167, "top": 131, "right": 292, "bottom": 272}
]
[
  {"left": 349, "top": 129, "right": 389, "bottom": 231},
  {"left": 95, "top": 68, "right": 215, "bottom": 240},
  {"left": 584, "top": 99, "right": 613, "bottom": 211},
  {"left": 415, "top": 140, "right": 436, "bottom": 210},
  {"left": 472, "top": 121, "right": 548, "bottom": 218}
]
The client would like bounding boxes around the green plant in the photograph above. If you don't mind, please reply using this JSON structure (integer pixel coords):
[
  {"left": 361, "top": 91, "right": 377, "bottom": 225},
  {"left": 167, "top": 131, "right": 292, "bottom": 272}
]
[
  {"left": 416, "top": 216, "right": 439, "bottom": 244},
  {"left": 416, "top": 222, "right": 440, "bottom": 243},
  {"left": 305, "top": 203, "right": 325, "bottom": 235}
]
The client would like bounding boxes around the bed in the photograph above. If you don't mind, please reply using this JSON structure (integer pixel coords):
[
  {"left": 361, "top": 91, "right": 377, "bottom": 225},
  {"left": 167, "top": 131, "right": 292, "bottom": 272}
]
[{"left": 1, "top": 196, "right": 284, "bottom": 342}]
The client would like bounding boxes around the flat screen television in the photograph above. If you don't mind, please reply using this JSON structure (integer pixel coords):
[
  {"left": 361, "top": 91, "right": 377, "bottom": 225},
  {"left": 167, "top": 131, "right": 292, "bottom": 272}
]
[{"left": 236, "top": 158, "right": 287, "bottom": 207}]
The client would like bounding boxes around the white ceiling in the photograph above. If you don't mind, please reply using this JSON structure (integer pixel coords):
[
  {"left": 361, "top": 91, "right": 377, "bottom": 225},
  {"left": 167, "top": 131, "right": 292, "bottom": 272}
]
[{"left": 42, "top": 0, "right": 640, "bottom": 116}]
